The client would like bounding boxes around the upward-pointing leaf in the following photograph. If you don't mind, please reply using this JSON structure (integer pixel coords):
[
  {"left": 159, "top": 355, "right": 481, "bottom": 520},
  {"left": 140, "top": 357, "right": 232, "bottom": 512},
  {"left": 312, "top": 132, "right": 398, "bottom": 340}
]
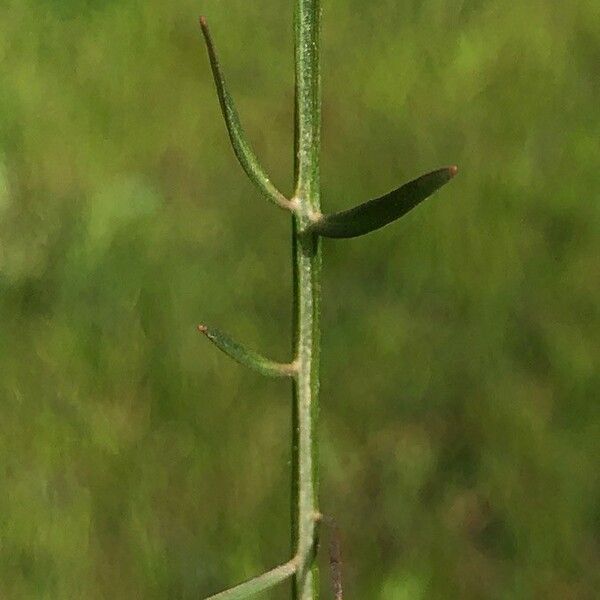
[
  {"left": 199, "top": 17, "right": 293, "bottom": 211},
  {"left": 309, "top": 166, "right": 458, "bottom": 239}
]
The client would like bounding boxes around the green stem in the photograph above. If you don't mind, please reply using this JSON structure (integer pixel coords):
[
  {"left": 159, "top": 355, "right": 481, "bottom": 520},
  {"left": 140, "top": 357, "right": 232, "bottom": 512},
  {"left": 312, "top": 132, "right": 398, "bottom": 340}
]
[{"left": 292, "top": 1, "right": 321, "bottom": 599}]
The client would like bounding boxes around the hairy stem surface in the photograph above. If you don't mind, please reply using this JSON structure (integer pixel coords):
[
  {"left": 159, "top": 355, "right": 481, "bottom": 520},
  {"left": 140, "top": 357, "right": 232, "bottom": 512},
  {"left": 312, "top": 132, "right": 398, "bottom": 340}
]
[{"left": 292, "top": 0, "right": 321, "bottom": 599}]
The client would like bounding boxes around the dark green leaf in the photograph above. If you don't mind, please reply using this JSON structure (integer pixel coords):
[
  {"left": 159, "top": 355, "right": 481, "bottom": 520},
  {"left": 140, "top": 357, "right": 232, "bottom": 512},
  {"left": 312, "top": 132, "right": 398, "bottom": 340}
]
[{"left": 309, "top": 166, "right": 458, "bottom": 239}]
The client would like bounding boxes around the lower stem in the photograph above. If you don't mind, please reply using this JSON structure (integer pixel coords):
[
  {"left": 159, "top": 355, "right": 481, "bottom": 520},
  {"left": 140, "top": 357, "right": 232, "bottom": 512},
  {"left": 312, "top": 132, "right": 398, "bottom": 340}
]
[
  {"left": 291, "top": 216, "right": 321, "bottom": 600},
  {"left": 292, "top": 0, "right": 321, "bottom": 596}
]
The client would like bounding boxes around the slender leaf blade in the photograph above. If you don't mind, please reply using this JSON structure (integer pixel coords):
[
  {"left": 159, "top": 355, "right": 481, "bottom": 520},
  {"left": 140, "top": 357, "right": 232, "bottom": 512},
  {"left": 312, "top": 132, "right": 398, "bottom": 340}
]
[
  {"left": 198, "top": 324, "right": 295, "bottom": 378},
  {"left": 205, "top": 559, "right": 297, "bottom": 600},
  {"left": 310, "top": 166, "right": 458, "bottom": 239},
  {"left": 199, "top": 17, "right": 292, "bottom": 210}
]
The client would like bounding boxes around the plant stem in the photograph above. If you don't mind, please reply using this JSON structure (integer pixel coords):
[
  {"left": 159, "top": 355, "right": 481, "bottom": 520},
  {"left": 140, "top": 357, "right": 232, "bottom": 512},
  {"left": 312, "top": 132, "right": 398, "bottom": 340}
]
[{"left": 292, "top": 1, "right": 321, "bottom": 599}]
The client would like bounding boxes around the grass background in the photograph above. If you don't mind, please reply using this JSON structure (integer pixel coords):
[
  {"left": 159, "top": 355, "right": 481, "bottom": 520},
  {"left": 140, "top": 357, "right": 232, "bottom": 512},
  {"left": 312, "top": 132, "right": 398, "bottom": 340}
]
[{"left": 0, "top": 0, "right": 599, "bottom": 598}]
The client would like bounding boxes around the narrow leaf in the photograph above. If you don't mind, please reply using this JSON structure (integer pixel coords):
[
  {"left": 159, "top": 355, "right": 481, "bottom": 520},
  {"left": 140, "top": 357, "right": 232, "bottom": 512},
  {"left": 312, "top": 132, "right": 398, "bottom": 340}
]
[
  {"left": 198, "top": 324, "right": 295, "bottom": 378},
  {"left": 309, "top": 166, "right": 458, "bottom": 239},
  {"left": 199, "top": 17, "right": 292, "bottom": 211},
  {"left": 204, "top": 559, "right": 297, "bottom": 600}
]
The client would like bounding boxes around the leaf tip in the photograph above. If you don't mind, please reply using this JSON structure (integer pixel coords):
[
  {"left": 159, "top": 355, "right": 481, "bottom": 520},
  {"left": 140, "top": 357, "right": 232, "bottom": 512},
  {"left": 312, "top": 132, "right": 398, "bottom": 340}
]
[
  {"left": 448, "top": 164, "right": 458, "bottom": 177},
  {"left": 198, "top": 15, "right": 208, "bottom": 28},
  {"left": 197, "top": 323, "right": 208, "bottom": 334}
]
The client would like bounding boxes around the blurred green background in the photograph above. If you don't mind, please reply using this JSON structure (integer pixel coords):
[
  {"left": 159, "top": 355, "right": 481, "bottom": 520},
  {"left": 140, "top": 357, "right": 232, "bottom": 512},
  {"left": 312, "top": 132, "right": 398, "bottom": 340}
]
[{"left": 0, "top": 0, "right": 599, "bottom": 598}]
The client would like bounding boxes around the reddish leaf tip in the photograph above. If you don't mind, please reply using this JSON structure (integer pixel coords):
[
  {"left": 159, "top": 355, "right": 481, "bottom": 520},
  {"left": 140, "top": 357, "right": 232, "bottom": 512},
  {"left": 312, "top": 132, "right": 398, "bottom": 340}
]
[
  {"left": 449, "top": 165, "right": 458, "bottom": 177},
  {"left": 199, "top": 15, "right": 208, "bottom": 28},
  {"left": 197, "top": 324, "right": 208, "bottom": 334}
]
